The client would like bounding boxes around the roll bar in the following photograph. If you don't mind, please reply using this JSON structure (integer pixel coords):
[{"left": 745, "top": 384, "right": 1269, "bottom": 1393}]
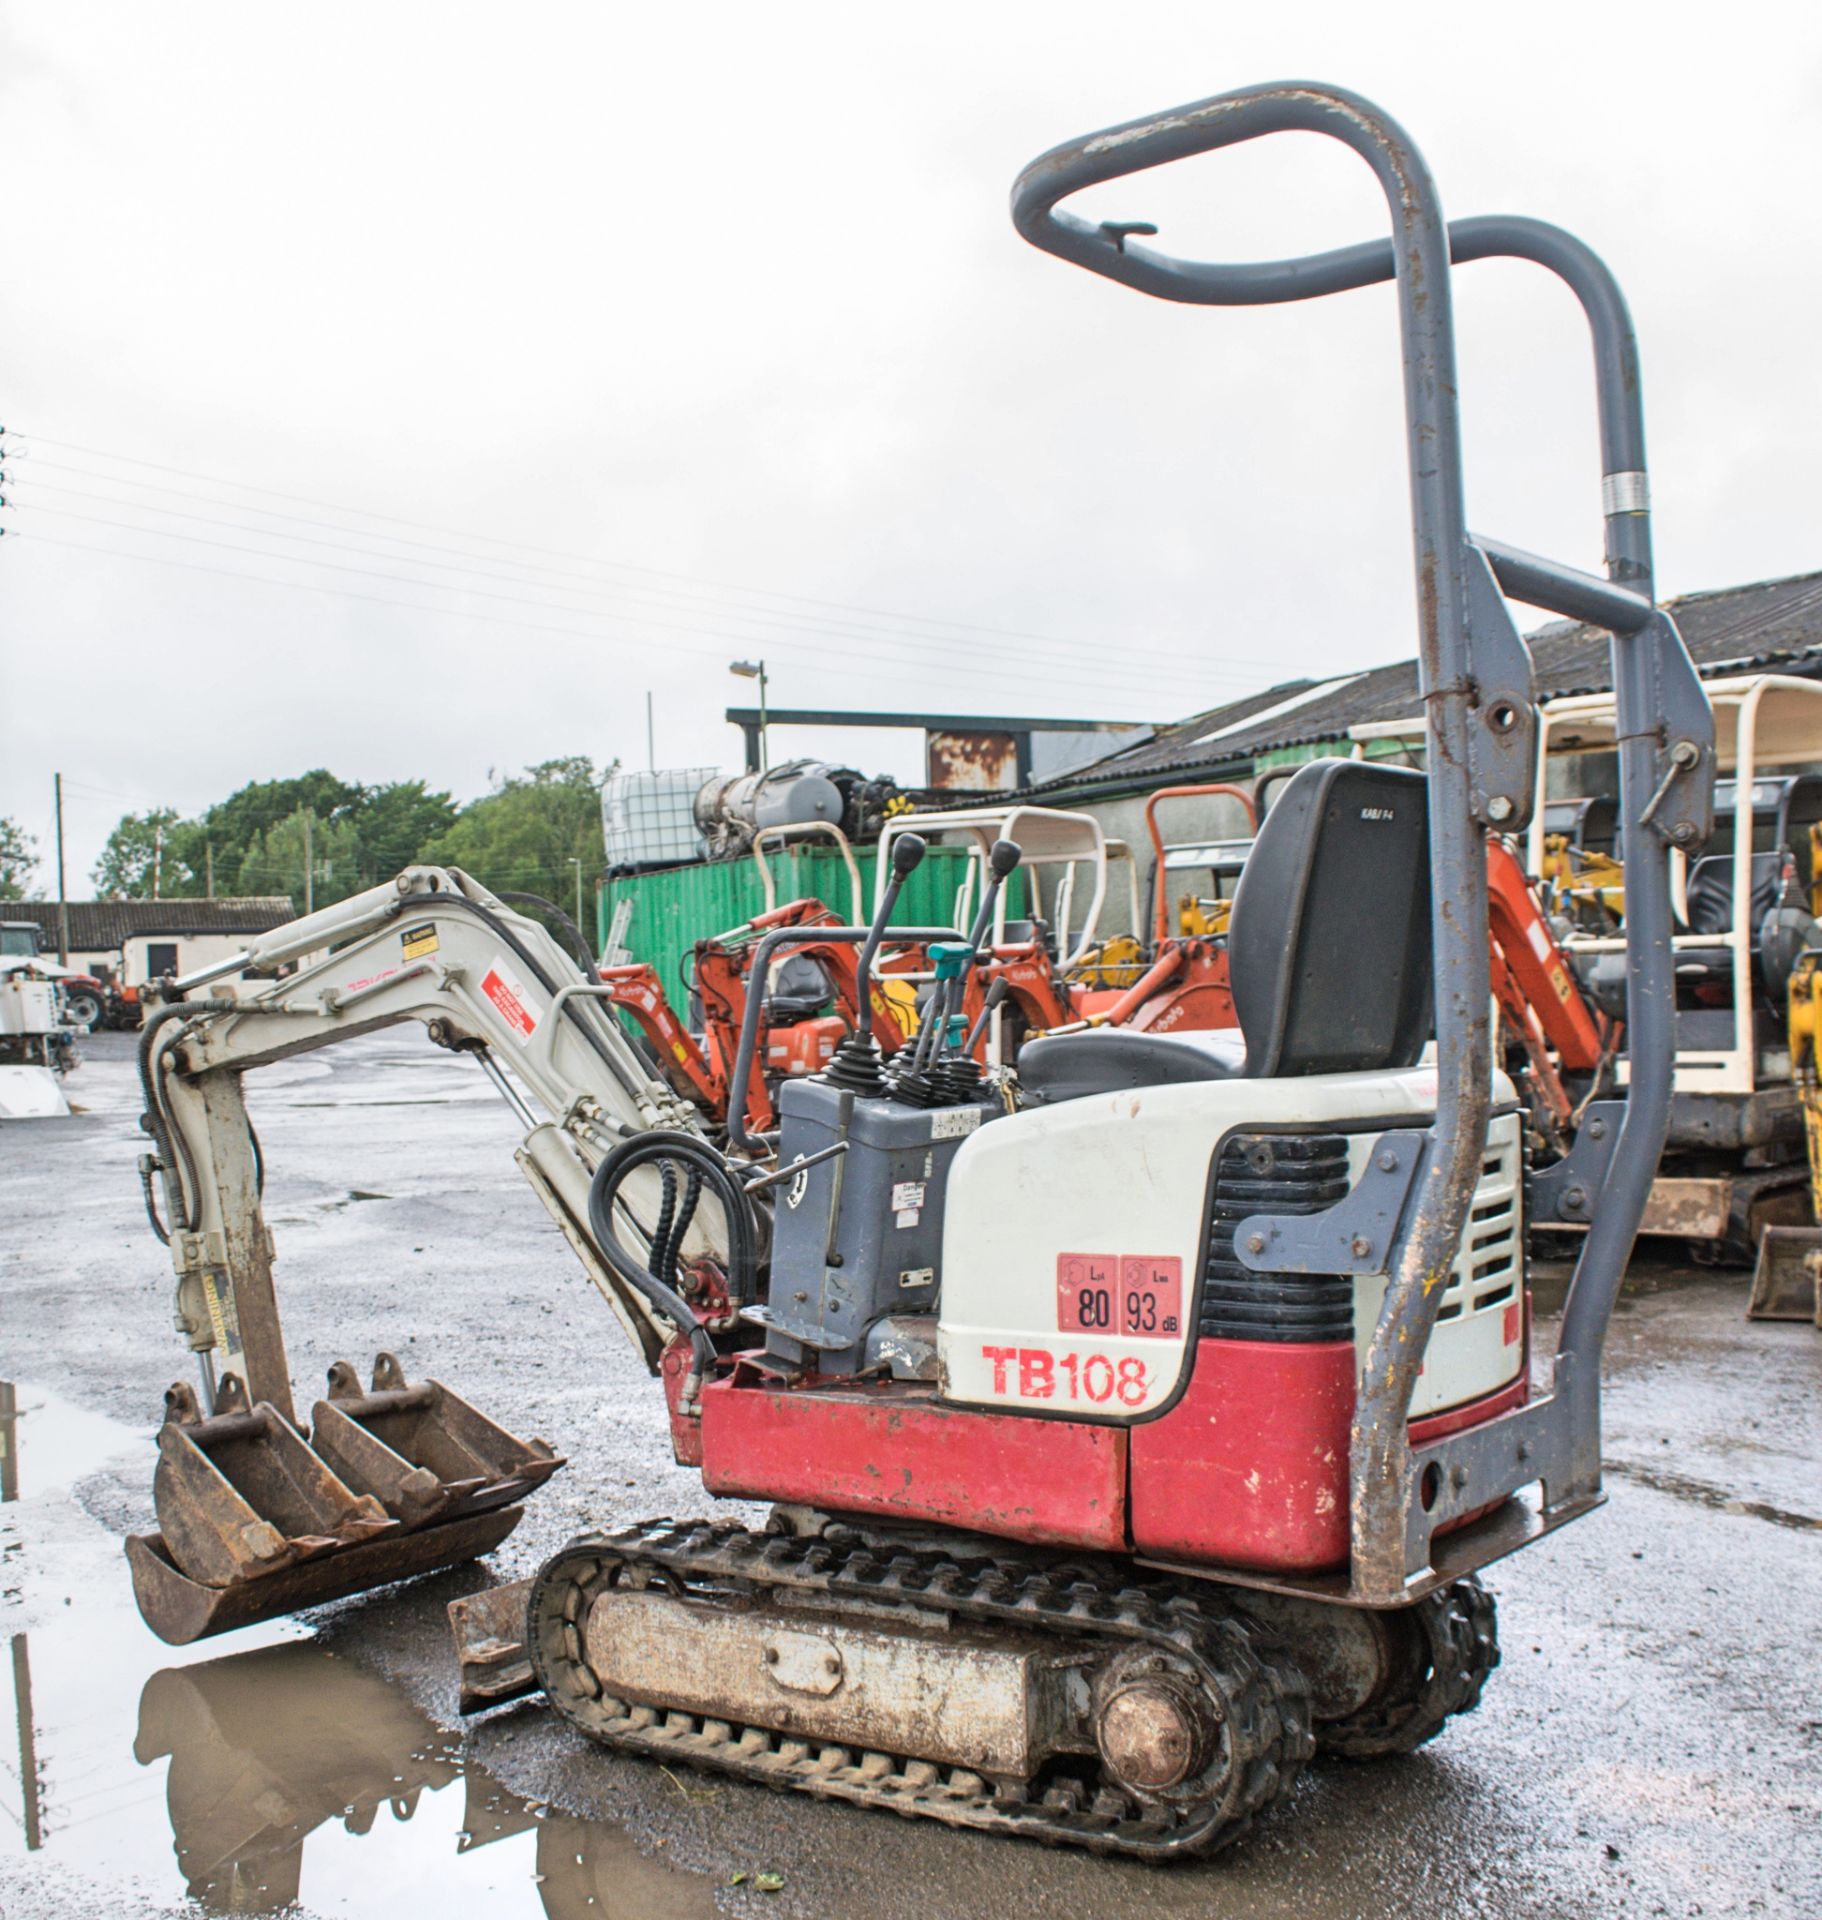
[
  {"left": 1142, "top": 783, "right": 1258, "bottom": 945},
  {"left": 1014, "top": 82, "right": 1714, "bottom": 1599}
]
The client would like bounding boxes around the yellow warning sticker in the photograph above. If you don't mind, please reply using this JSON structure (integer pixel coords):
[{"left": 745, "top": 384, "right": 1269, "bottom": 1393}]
[{"left": 401, "top": 922, "right": 440, "bottom": 960}]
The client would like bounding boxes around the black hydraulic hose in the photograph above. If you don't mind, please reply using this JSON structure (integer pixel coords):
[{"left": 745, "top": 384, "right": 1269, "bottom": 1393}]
[
  {"left": 649, "top": 1160, "right": 680, "bottom": 1299},
  {"left": 394, "top": 890, "right": 634, "bottom": 1097},
  {"left": 651, "top": 1164, "right": 704, "bottom": 1298},
  {"left": 495, "top": 890, "right": 597, "bottom": 975},
  {"left": 586, "top": 1133, "right": 762, "bottom": 1385},
  {"left": 136, "top": 997, "right": 238, "bottom": 1239}
]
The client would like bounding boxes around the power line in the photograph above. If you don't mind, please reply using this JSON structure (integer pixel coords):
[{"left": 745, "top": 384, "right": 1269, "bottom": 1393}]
[
  {"left": 14, "top": 474, "right": 1241, "bottom": 696},
  {"left": 22, "top": 456, "right": 1291, "bottom": 684},
  {"left": 8, "top": 522, "right": 1258, "bottom": 709},
  {"left": 15, "top": 429, "right": 1205, "bottom": 658}
]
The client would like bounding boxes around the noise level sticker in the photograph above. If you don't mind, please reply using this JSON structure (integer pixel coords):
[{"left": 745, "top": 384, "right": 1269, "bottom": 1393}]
[
  {"left": 400, "top": 922, "right": 440, "bottom": 960},
  {"left": 1055, "top": 1253, "right": 1182, "bottom": 1340},
  {"left": 480, "top": 960, "right": 539, "bottom": 1043}
]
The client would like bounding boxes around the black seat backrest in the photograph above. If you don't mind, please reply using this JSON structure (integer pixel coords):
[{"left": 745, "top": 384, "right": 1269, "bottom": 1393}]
[
  {"left": 1228, "top": 759, "right": 1432, "bottom": 1077},
  {"left": 1684, "top": 852, "right": 1780, "bottom": 938}
]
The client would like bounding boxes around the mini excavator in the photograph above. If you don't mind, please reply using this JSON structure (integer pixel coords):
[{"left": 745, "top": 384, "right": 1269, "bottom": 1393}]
[{"left": 125, "top": 81, "right": 1714, "bottom": 1860}]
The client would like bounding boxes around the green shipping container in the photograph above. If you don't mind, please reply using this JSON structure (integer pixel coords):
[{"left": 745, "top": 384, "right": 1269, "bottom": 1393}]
[{"left": 596, "top": 844, "right": 1022, "bottom": 1004}]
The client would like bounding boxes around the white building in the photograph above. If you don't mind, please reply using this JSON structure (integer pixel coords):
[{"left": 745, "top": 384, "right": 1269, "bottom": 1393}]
[{"left": 7, "top": 898, "right": 298, "bottom": 988}]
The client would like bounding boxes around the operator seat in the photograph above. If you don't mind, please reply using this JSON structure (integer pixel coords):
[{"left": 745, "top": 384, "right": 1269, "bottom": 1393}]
[{"left": 1019, "top": 759, "right": 1432, "bottom": 1103}]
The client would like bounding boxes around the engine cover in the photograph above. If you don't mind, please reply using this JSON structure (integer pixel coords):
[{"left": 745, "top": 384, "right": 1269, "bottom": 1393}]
[{"left": 937, "top": 1066, "right": 1524, "bottom": 1424}]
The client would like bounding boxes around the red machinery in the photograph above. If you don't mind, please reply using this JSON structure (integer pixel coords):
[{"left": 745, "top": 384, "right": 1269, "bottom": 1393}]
[
  {"left": 1486, "top": 836, "right": 1614, "bottom": 1143},
  {"left": 601, "top": 897, "right": 916, "bottom": 1134}
]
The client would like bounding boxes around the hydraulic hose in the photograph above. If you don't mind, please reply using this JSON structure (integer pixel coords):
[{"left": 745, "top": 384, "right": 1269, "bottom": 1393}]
[
  {"left": 395, "top": 889, "right": 639, "bottom": 1102},
  {"left": 495, "top": 890, "right": 597, "bottom": 975},
  {"left": 585, "top": 1132, "right": 761, "bottom": 1391}
]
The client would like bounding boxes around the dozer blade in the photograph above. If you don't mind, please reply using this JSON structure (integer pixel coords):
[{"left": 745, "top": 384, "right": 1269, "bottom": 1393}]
[
  {"left": 449, "top": 1576, "right": 538, "bottom": 1713},
  {"left": 1746, "top": 1225, "right": 1822, "bottom": 1324},
  {"left": 309, "top": 1353, "right": 564, "bottom": 1529}
]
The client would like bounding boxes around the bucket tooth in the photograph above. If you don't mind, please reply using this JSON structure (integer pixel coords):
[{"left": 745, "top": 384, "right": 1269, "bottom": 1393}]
[
  {"left": 151, "top": 1389, "right": 396, "bottom": 1590},
  {"left": 308, "top": 1354, "right": 565, "bottom": 1529}
]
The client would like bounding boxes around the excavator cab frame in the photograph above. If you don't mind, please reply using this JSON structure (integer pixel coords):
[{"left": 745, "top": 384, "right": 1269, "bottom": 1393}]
[{"left": 1011, "top": 79, "right": 1711, "bottom": 1597}]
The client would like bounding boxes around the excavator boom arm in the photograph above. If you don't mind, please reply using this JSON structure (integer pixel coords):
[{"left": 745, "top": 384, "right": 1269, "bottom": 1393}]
[{"left": 140, "top": 866, "right": 717, "bottom": 1422}]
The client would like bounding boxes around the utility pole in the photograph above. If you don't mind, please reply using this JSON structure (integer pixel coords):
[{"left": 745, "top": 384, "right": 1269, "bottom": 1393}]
[
  {"left": 303, "top": 812, "right": 314, "bottom": 915},
  {"left": 205, "top": 842, "right": 214, "bottom": 900},
  {"left": 646, "top": 691, "right": 656, "bottom": 774},
  {"left": 52, "top": 775, "right": 69, "bottom": 963},
  {"left": 152, "top": 823, "right": 163, "bottom": 900},
  {"left": 569, "top": 856, "right": 584, "bottom": 932}
]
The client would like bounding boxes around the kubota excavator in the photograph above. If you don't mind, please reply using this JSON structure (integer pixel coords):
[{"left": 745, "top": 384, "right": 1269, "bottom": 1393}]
[{"left": 123, "top": 81, "right": 1713, "bottom": 1861}]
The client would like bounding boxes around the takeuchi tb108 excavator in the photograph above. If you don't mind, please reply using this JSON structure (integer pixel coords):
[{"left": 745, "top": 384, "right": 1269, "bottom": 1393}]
[{"left": 124, "top": 81, "right": 1715, "bottom": 1861}]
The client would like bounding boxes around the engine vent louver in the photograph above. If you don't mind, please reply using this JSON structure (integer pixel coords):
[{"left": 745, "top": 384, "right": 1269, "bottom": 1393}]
[{"left": 1201, "top": 1132, "right": 1356, "bottom": 1343}]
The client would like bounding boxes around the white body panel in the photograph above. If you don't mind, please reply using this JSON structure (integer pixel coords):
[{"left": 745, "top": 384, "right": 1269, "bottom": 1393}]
[{"left": 937, "top": 1068, "right": 1523, "bottom": 1423}]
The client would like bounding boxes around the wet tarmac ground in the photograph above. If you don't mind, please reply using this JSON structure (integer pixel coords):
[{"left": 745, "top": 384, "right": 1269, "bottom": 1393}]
[{"left": 1, "top": 1029, "right": 1818, "bottom": 1919}]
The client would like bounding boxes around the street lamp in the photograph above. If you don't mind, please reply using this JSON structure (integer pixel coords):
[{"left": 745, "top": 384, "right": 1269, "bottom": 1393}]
[{"left": 729, "top": 658, "right": 768, "bottom": 773}]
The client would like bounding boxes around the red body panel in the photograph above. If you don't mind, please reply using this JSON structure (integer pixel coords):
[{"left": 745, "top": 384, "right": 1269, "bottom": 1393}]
[
  {"left": 1131, "top": 1338, "right": 1358, "bottom": 1571},
  {"left": 1130, "top": 1336, "right": 1532, "bottom": 1573},
  {"left": 699, "top": 1372, "right": 1128, "bottom": 1550}
]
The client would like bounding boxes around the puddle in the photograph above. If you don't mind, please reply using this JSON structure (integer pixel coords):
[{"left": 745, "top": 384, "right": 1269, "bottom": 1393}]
[{"left": 0, "top": 1383, "right": 720, "bottom": 1917}]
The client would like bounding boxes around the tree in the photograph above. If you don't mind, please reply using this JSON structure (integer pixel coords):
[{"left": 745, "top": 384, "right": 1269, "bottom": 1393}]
[
  {"left": 419, "top": 757, "right": 606, "bottom": 909},
  {"left": 92, "top": 807, "right": 188, "bottom": 899},
  {"left": 236, "top": 806, "right": 364, "bottom": 912},
  {"left": 355, "top": 780, "right": 458, "bottom": 880},
  {"left": 0, "top": 816, "right": 37, "bottom": 902}
]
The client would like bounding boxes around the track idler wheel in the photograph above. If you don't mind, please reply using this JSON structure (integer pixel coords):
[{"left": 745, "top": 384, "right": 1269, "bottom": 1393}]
[{"left": 1315, "top": 1577, "right": 1500, "bottom": 1760}]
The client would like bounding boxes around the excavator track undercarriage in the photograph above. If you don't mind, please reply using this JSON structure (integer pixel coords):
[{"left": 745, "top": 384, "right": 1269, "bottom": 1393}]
[{"left": 522, "top": 1517, "right": 1500, "bottom": 1859}]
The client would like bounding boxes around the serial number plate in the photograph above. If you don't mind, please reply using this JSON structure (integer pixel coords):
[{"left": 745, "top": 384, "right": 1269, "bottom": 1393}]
[{"left": 1055, "top": 1254, "right": 1182, "bottom": 1340}]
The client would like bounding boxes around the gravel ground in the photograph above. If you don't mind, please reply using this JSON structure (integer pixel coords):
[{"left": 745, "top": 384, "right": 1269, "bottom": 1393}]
[{"left": 1, "top": 1028, "right": 1818, "bottom": 1919}]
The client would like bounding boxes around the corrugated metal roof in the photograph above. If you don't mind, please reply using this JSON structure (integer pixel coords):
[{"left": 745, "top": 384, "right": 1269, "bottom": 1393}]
[
  {"left": 1033, "top": 568, "right": 1822, "bottom": 796},
  {"left": 4, "top": 897, "right": 296, "bottom": 951}
]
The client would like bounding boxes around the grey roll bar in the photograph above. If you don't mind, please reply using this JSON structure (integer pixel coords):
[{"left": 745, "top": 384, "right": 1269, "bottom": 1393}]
[{"left": 1013, "top": 82, "right": 1714, "bottom": 1600}]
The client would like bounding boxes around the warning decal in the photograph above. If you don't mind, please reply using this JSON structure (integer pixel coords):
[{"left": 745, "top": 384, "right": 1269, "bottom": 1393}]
[
  {"left": 480, "top": 961, "right": 539, "bottom": 1043},
  {"left": 401, "top": 921, "right": 440, "bottom": 960}
]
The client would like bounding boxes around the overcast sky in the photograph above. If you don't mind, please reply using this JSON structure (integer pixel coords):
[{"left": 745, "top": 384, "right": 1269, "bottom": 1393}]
[{"left": 4, "top": 3, "right": 1818, "bottom": 895}]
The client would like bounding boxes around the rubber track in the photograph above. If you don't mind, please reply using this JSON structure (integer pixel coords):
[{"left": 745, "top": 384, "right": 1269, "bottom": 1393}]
[
  {"left": 1317, "top": 1575, "right": 1500, "bottom": 1759},
  {"left": 528, "top": 1518, "right": 1314, "bottom": 1860}
]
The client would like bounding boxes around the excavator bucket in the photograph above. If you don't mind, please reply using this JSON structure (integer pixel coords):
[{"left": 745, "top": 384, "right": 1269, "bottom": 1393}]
[
  {"left": 310, "top": 1353, "right": 564, "bottom": 1527},
  {"left": 1746, "top": 1225, "right": 1822, "bottom": 1324},
  {"left": 127, "top": 1371, "right": 554, "bottom": 1647}
]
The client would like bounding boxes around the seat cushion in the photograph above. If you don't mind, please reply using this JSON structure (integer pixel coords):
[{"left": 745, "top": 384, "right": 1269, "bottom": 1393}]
[{"left": 1019, "top": 1026, "right": 1247, "bottom": 1104}]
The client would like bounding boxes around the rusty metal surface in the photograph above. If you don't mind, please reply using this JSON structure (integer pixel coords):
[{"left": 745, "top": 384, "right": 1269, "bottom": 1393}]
[
  {"left": 1636, "top": 1177, "right": 1735, "bottom": 1242},
  {"left": 582, "top": 1585, "right": 1066, "bottom": 1777},
  {"left": 449, "top": 1576, "right": 537, "bottom": 1713},
  {"left": 926, "top": 730, "right": 1018, "bottom": 793},
  {"left": 126, "top": 1502, "right": 525, "bottom": 1645},
  {"left": 151, "top": 1396, "right": 394, "bottom": 1588},
  {"left": 1746, "top": 1226, "right": 1822, "bottom": 1322},
  {"left": 528, "top": 1517, "right": 1318, "bottom": 1860},
  {"left": 309, "top": 1352, "right": 565, "bottom": 1530}
]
